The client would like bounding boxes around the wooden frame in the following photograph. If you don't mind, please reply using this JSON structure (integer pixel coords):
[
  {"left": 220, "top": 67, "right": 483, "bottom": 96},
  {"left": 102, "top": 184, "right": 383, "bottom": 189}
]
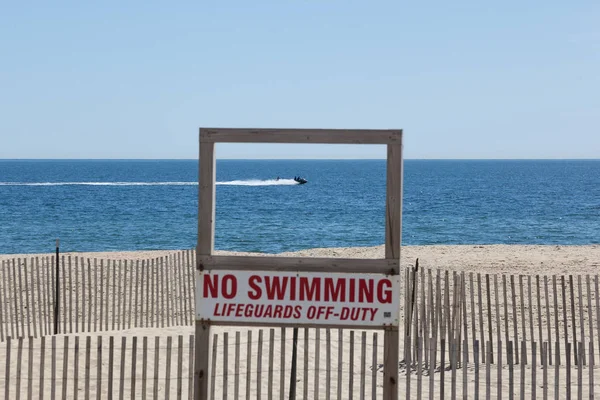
[
  {"left": 197, "top": 255, "right": 399, "bottom": 274},
  {"left": 195, "top": 127, "right": 403, "bottom": 400},
  {"left": 199, "top": 127, "right": 401, "bottom": 144}
]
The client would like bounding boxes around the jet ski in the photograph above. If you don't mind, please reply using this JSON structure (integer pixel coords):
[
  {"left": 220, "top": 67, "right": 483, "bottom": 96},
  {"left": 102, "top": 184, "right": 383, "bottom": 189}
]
[{"left": 293, "top": 176, "right": 308, "bottom": 184}]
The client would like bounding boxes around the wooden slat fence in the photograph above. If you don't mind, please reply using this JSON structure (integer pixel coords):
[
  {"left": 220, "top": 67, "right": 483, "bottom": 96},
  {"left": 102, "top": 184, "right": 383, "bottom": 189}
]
[
  {"left": 2, "top": 251, "right": 600, "bottom": 370},
  {"left": 0, "top": 250, "right": 195, "bottom": 340},
  {"left": 4, "top": 328, "right": 598, "bottom": 399},
  {"left": 0, "top": 334, "right": 195, "bottom": 400},
  {"left": 2, "top": 251, "right": 600, "bottom": 371},
  {"left": 3, "top": 253, "right": 600, "bottom": 397}
]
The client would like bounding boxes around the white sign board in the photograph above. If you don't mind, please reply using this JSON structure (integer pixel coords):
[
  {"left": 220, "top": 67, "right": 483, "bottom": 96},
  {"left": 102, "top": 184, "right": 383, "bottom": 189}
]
[{"left": 196, "top": 270, "right": 400, "bottom": 327}]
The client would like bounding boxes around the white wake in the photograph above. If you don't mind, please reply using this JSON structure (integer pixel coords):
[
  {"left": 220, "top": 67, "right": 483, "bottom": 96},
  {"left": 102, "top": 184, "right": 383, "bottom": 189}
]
[
  {"left": 216, "top": 179, "right": 300, "bottom": 186},
  {"left": 0, "top": 182, "right": 197, "bottom": 186},
  {"left": 0, "top": 179, "right": 301, "bottom": 187}
]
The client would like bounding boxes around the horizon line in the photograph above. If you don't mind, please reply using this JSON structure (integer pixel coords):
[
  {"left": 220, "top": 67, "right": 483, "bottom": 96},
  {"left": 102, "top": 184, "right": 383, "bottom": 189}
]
[{"left": 1, "top": 157, "right": 599, "bottom": 161}]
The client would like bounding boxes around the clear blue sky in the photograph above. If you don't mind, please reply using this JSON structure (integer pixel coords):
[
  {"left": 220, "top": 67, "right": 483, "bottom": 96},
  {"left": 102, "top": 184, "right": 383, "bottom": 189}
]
[{"left": 1, "top": 1, "right": 598, "bottom": 159}]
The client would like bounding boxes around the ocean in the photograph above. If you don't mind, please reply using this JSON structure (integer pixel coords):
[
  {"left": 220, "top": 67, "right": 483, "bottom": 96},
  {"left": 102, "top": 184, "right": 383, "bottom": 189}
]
[{"left": 0, "top": 160, "right": 598, "bottom": 254}]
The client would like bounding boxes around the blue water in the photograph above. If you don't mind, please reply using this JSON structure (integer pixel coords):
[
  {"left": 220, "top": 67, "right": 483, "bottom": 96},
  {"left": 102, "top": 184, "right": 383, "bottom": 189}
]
[{"left": 0, "top": 160, "right": 598, "bottom": 254}]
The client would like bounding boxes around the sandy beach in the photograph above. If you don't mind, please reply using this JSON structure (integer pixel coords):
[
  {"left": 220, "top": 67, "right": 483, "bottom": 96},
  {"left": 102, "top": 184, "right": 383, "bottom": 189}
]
[{"left": 2, "top": 244, "right": 600, "bottom": 398}]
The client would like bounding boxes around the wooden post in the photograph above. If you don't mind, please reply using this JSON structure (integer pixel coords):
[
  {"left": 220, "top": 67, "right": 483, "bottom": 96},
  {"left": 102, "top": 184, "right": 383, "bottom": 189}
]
[
  {"left": 372, "top": 332, "right": 378, "bottom": 400},
  {"left": 384, "top": 141, "right": 402, "bottom": 400},
  {"left": 142, "top": 337, "right": 148, "bottom": 400},
  {"left": 520, "top": 342, "right": 526, "bottom": 400},
  {"left": 477, "top": 273, "right": 485, "bottom": 363},
  {"left": 84, "top": 337, "right": 90, "bottom": 400},
  {"left": 485, "top": 341, "right": 491, "bottom": 400},
  {"left": 269, "top": 329, "right": 275, "bottom": 400},
  {"left": 258, "top": 330, "right": 264, "bottom": 400},
  {"left": 518, "top": 276, "right": 526, "bottom": 364},
  {"left": 165, "top": 257, "right": 172, "bottom": 327},
  {"left": 150, "top": 259, "right": 155, "bottom": 328},
  {"left": 54, "top": 239, "right": 60, "bottom": 335},
  {"left": 61, "top": 255, "right": 67, "bottom": 334},
  {"left": 69, "top": 256, "right": 73, "bottom": 333},
  {"left": 74, "top": 336, "right": 80, "bottom": 400},
  {"left": 502, "top": 275, "right": 510, "bottom": 362},
  {"left": 429, "top": 337, "right": 436, "bottom": 400},
  {"left": 537, "top": 276, "right": 546, "bottom": 363},
  {"left": 135, "top": 260, "right": 141, "bottom": 328},
  {"left": 117, "top": 260, "right": 122, "bottom": 330},
  {"left": 62, "top": 338, "right": 70, "bottom": 399},
  {"left": 577, "top": 342, "right": 583, "bottom": 400},
  {"left": 187, "top": 251, "right": 194, "bottom": 326},
  {"left": 25, "top": 259, "right": 35, "bottom": 338},
  {"left": 108, "top": 336, "right": 115, "bottom": 398},
  {"left": 9, "top": 260, "right": 17, "bottom": 338},
  {"left": 416, "top": 336, "right": 422, "bottom": 400},
  {"left": 188, "top": 335, "right": 194, "bottom": 400},
  {"left": 87, "top": 259, "right": 92, "bottom": 333},
  {"left": 562, "top": 276, "right": 569, "bottom": 366},
  {"left": 153, "top": 337, "right": 160, "bottom": 400},
  {"left": 16, "top": 337, "right": 23, "bottom": 399},
  {"left": 497, "top": 340, "right": 502, "bottom": 400},
  {"left": 532, "top": 342, "right": 537, "bottom": 400},
  {"left": 586, "top": 276, "right": 594, "bottom": 365},
  {"left": 555, "top": 341, "right": 560, "bottom": 399},
  {"left": 177, "top": 335, "right": 184, "bottom": 400},
  {"left": 485, "top": 274, "right": 493, "bottom": 363},
  {"left": 316, "top": 328, "right": 322, "bottom": 400},
  {"left": 99, "top": 260, "right": 104, "bottom": 332},
  {"left": 566, "top": 342, "right": 571, "bottom": 400},
  {"left": 165, "top": 336, "right": 173, "bottom": 400},
  {"left": 0, "top": 261, "right": 4, "bottom": 342},
  {"left": 542, "top": 342, "right": 548, "bottom": 400},
  {"left": 132, "top": 336, "right": 139, "bottom": 398},
  {"left": 289, "top": 328, "right": 299, "bottom": 400},
  {"left": 510, "top": 275, "right": 520, "bottom": 364},
  {"left": 0, "top": 261, "right": 6, "bottom": 342},
  {"left": 4, "top": 336, "right": 11, "bottom": 400},
  {"left": 552, "top": 276, "right": 560, "bottom": 365},
  {"left": 474, "top": 340, "right": 480, "bottom": 400},
  {"left": 237, "top": 331, "right": 242, "bottom": 400},
  {"left": 96, "top": 336, "right": 102, "bottom": 400},
  {"left": 337, "top": 329, "right": 343, "bottom": 400},
  {"left": 93, "top": 258, "right": 98, "bottom": 332},
  {"left": 589, "top": 342, "right": 594, "bottom": 400},
  {"left": 246, "top": 330, "right": 252, "bottom": 400},
  {"left": 174, "top": 253, "right": 182, "bottom": 327},
  {"left": 595, "top": 276, "right": 600, "bottom": 363},
  {"left": 75, "top": 257, "right": 80, "bottom": 333},
  {"left": 440, "top": 339, "right": 446, "bottom": 400},
  {"left": 43, "top": 257, "right": 50, "bottom": 336},
  {"left": 145, "top": 258, "right": 150, "bottom": 328},
  {"left": 569, "top": 275, "right": 577, "bottom": 366},
  {"left": 36, "top": 257, "right": 45, "bottom": 337},
  {"left": 195, "top": 135, "right": 216, "bottom": 400},
  {"left": 507, "top": 341, "right": 513, "bottom": 400},
  {"left": 577, "top": 276, "right": 585, "bottom": 366}
]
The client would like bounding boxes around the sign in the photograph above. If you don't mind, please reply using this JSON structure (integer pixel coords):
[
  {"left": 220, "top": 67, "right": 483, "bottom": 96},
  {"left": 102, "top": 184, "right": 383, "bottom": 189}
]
[{"left": 196, "top": 270, "right": 400, "bottom": 327}]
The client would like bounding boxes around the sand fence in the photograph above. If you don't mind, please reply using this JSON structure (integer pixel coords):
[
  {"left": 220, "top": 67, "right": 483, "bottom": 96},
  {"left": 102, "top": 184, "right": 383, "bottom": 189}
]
[
  {"left": 0, "top": 250, "right": 195, "bottom": 340},
  {"left": 2, "top": 252, "right": 600, "bottom": 397},
  {"left": 1, "top": 326, "right": 600, "bottom": 399}
]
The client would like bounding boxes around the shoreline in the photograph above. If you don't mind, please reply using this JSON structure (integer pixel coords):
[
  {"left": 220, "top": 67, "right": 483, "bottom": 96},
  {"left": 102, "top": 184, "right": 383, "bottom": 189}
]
[{"left": 1, "top": 244, "right": 599, "bottom": 275}]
